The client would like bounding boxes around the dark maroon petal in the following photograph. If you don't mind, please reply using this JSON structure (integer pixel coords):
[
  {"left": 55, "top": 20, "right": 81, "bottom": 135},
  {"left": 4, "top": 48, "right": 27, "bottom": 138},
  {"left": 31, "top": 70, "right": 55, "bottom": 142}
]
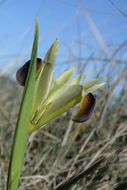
[
  {"left": 72, "top": 93, "right": 96, "bottom": 123},
  {"left": 16, "top": 58, "right": 42, "bottom": 86}
]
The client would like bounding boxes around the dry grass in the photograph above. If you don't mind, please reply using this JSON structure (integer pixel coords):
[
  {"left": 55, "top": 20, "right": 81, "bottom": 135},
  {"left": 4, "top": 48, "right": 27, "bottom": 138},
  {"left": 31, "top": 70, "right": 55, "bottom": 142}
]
[{"left": 1, "top": 25, "right": 127, "bottom": 188}]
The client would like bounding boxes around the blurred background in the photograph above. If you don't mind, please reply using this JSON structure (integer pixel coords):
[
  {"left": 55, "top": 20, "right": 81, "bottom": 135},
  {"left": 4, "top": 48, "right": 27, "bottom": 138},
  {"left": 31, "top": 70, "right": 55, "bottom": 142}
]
[
  {"left": 1, "top": 0, "right": 127, "bottom": 190},
  {"left": 0, "top": 0, "right": 127, "bottom": 81}
]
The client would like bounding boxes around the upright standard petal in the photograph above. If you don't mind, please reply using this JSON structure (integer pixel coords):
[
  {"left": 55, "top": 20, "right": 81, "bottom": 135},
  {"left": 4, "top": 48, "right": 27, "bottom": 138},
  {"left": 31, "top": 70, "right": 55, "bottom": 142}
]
[
  {"left": 50, "top": 67, "right": 76, "bottom": 92},
  {"left": 45, "top": 73, "right": 82, "bottom": 106},
  {"left": 34, "top": 40, "right": 59, "bottom": 110}
]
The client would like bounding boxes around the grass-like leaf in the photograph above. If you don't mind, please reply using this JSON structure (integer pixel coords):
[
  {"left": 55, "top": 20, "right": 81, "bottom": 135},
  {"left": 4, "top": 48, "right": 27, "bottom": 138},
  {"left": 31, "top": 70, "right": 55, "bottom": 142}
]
[{"left": 6, "top": 21, "right": 38, "bottom": 190}]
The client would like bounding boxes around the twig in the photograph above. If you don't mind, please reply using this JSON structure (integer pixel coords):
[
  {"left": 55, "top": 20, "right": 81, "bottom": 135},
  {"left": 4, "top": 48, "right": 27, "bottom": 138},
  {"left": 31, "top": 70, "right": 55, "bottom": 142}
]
[{"left": 109, "top": 0, "right": 127, "bottom": 18}]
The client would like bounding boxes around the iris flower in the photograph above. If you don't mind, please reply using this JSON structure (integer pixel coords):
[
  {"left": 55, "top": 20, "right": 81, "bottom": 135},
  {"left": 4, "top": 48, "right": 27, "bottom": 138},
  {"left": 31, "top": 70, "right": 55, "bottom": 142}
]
[{"left": 16, "top": 40, "right": 105, "bottom": 134}]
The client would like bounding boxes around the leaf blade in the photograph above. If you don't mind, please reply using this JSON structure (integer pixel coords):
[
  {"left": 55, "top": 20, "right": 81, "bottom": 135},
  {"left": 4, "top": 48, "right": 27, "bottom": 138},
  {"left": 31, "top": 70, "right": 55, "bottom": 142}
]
[{"left": 6, "top": 21, "right": 39, "bottom": 190}]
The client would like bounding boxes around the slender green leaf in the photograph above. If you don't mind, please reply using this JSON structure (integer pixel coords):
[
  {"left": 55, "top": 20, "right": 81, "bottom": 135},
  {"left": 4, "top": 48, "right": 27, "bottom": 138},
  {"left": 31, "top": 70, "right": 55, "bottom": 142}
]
[{"left": 6, "top": 21, "right": 38, "bottom": 190}]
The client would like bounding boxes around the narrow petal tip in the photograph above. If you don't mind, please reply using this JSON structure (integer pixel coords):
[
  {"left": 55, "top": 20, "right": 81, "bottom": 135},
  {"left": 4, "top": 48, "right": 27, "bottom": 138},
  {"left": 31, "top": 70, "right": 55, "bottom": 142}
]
[
  {"left": 16, "top": 58, "right": 43, "bottom": 86},
  {"left": 44, "top": 39, "right": 59, "bottom": 64},
  {"left": 72, "top": 93, "right": 96, "bottom": 123}
]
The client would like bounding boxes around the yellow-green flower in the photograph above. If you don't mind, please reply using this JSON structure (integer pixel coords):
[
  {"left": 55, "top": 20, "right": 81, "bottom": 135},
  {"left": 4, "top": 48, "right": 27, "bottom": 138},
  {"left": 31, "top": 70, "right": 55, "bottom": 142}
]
[{"left": 16, "top": 40, "right": 105, "bottom": 134}]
